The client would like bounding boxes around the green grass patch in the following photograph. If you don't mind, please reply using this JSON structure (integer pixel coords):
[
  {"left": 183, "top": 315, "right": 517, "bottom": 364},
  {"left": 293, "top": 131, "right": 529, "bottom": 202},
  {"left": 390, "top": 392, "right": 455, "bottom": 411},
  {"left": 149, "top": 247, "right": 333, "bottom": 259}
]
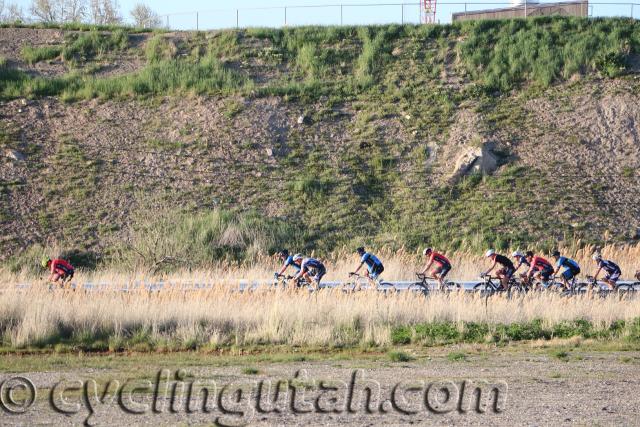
[
  {"left": 242, "top": 367, "right": 260, "bottom": 375},
  {"left": 388, "top": 350, "right": 414, "bottom": 362},
  {"left": 447, "top": 351, "right": 467, "bottom": 362},
  {"left": 551, "top": 349, "right": 570, "bottom": 361},
  {"left": 21, "top": 45, "right": 63, "bottom": 64}
]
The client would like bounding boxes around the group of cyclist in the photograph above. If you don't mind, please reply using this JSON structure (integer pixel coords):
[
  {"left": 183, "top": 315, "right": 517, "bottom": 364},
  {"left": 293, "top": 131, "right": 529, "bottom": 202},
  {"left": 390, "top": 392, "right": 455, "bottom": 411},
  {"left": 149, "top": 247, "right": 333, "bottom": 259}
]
[
  {"left": 483, "top": 250, "right": 624, "bottom": 291},
  {"left": 275, "top": 246, "right": 454, "bottom": 290},
  {"left": 274, "top": 246, "right": 630, "bottom": 291},
  {"left": 40, "top": 246, "right": 631, "bottom": 292}
]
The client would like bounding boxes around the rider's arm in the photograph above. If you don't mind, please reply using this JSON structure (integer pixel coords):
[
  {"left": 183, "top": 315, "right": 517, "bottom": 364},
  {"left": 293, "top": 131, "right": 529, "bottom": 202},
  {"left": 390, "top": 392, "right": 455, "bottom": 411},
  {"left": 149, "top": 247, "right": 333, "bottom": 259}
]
[
  {"left": 353, "top": 261, "right": 365, "bottom": 274},
  {"left": 593, "top": 266, "right": 602, "bottom": 280},
  {"left": 526, "top": 261, "right": 535, "bottom": 277},
  {"left": 421, "top": 261, "right": 433, "bottom": 275},
  {"left": 484, "top": 260, "right": 497, "bottom": 276},
  {"left": 277, "top": 264, "right": 288, "bottom": 276}
]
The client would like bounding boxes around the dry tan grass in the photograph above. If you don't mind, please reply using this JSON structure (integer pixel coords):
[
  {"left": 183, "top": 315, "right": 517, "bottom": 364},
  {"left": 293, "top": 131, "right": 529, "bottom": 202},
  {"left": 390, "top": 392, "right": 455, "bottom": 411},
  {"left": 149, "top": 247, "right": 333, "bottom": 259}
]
[{"left": 1, "top": 285, "right": 639, "bottom": 349}]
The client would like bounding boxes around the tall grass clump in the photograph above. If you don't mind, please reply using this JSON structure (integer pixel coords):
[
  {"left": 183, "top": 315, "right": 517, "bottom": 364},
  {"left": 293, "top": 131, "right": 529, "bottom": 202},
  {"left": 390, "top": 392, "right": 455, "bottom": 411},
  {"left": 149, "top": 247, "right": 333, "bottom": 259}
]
[
  {"left": 113, "top": 208, "right": 304, "bottom": 272},
  {"left": 144, "top": 34, "right": 177, "bottom": 62},
  {"left": 457, "top": 17, "right": 639, "bottom": 91},
  {"left": 72, "top": 53, "right": 251, "bottom": 99},
  {"left": 20, "top": 30, "right": 129, "bottom": 66},
  {"left": 21, "top": 45, "right": 63, "bottom": 64},
  {"left": 61, "top": 29, "right": 129, "bottom": 64}
]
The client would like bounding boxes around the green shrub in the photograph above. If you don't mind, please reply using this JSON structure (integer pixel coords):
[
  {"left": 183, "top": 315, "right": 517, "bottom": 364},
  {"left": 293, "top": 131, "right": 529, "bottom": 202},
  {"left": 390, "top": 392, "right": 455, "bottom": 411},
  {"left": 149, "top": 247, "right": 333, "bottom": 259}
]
[
  {"left": 390, "top": 326, "right": 412, "bottom": 345},
  {"left": 463, "top": 322, "right": 489, "bottom": 343},
  {"left": 551, "top": 349, "right": 570, "bottom": 361},
  {"left": 414, "top": 322, "right": 461, "bottom": 345},
  {"left": 494, "top": 319, "right": 550, "bottom": 342},
  {"left": 389, "top": 350, "right": 414, "bottom": 362}
]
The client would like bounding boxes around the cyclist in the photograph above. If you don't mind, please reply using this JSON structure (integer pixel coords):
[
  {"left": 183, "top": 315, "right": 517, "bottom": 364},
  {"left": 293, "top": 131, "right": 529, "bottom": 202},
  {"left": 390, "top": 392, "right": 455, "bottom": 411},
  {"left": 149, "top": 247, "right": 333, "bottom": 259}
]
[
  {"left": 592, "top": 253, "right": 621, "bottom": 290},
  {"left": 420, "top": 247, "right": 452, "bottom": 289},
  {"left": 42, "top": 257, "right": 74, "bottom": 285},
  {"left": 274, "top": 249, "right": 301, "bottom": 279},
  {"left": 551, "top": 250, "right": 581, "bottom": 290},
  {"left": 293, "top": 254, "right": 326, "bottom": 290},
  {"left": 351, "top": 247, "right": 384, "bottom": 286},
  {"left": 512, "top": 250, "right": 530, "bottom": 274},
  {"left": 482, "top": 249, "right": 515, "bottom": 290},
  {"left": 524, "top": 251, "right": 554, "bottom": 287}
]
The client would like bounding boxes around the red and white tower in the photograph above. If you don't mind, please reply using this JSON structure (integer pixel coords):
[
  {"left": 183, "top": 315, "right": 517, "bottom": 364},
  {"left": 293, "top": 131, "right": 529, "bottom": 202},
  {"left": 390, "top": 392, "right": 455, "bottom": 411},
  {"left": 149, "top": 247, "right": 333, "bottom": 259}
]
[{"left": 421, "top": 0, "right": 437, "bottom": 23}]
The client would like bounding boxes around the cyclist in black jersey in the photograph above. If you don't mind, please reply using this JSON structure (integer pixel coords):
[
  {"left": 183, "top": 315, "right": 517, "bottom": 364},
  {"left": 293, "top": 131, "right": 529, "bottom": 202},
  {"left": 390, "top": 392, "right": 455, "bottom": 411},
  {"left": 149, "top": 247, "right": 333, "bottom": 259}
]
[{"left": 483, "top": 249, "right": 515, "bottom": 290}]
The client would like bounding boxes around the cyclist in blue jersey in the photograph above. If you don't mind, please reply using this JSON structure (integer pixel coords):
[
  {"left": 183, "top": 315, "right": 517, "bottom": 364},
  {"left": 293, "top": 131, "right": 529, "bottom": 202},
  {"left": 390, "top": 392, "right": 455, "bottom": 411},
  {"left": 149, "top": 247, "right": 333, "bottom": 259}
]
[
  {"left": 592, "top": 253, "right": 622, "bottom": 290},
  {"left": 293, "top": 254, "right": 326, "bottom": 289},
  {"left": 551, "top": 250, "right": 581, "bottom": 289},
  {"left": 351, "top": 247, "right": 384, "bottom": 285},
  {"left": 274, "top": 249, "right": 301, "bottom": 279}
]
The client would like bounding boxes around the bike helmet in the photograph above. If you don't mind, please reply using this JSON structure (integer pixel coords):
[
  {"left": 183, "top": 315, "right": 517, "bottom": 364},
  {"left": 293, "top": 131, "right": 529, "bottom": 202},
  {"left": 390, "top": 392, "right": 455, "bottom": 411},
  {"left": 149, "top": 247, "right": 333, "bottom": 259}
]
[
  {"left": 292, "top": 253, "right": 304, "bottom": 262},
  {"left": 485, "top": 249, "right": 495, "bottom": 258},
  {"left": 592, "top": 253, "right": 602, "bottom": 261},
  {"left": 356, "top": 247, "right": 365, "bottom": 255},
  {"left": 278, "top": 249, "right": 289, "bottom": 258},
  {"left": 422, "top": 247, "right": 432, "bottom": 256},
  {"left": 41, "top": 257, "right": 50, "bottom": 268},
  {"left": 551, "top": 250, "right": 560, "bottom": 258},
  {"left": 512, "top": 251, "right": 524, "bottom": 258}
]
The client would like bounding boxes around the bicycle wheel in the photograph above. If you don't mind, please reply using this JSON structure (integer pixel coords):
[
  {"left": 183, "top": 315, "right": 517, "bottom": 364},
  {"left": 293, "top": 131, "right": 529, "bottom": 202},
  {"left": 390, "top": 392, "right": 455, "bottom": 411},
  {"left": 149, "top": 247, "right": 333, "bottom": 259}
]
[
  {"left": 508, "top": 285, "right": 528, "bottom": 296},
  {"left": 473, "top": 283, "right": 492, "bottom": 296},
  {"left": 377, "top": 282, "right": 396, "bottom": 293},
  {"left": 444, "top": 282, "right": 462, "bottom": 292},
  {"left": 408, "top": 283, "right": 429, "bottom": 296},
  {"left": 615, "top": 284, "right": 633, "bottom": 296},
  {"left": 340, "top": 282, "right": 358, "bottom": 293}
]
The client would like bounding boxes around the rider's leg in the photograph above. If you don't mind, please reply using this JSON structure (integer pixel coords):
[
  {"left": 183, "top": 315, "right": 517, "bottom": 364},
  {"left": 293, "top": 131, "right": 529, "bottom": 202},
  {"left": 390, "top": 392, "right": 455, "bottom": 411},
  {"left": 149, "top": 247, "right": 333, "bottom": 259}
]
[
  {"left": 498, "top": 273, "right": 508, "bottom": 290},
  {"left": 438, "top": 264, "right": 451, "bottom": 290},
  {"left": 314, "top": 268, "right": 326, "bottom": 291}
]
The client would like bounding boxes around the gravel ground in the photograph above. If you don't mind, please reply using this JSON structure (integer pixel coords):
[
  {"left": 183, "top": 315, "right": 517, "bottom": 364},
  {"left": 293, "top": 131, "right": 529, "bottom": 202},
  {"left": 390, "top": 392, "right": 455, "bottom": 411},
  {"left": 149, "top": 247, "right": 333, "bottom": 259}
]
[{"left": 1, "top": 348, "right": 639, "bottom": 426}]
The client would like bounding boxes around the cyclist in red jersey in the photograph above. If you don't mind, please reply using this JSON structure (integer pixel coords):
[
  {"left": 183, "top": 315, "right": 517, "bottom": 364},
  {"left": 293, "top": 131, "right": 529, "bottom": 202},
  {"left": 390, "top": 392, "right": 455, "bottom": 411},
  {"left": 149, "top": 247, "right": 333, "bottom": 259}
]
[
  {"left": 42, "top": 257, "right": 75, "bottom": 285},
  {"left": 524, "top": 251, "right": 554, "bottom": 286},
  {"left": 420, "top": 247, "right": 452, "bottom": 289}
]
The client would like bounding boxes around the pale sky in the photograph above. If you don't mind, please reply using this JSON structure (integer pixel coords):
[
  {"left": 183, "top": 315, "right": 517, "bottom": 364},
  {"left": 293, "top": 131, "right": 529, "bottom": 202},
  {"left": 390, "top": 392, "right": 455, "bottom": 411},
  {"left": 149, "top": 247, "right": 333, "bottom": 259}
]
[{"left": 8, "top": 0, "right": 638, "bottom": 27}]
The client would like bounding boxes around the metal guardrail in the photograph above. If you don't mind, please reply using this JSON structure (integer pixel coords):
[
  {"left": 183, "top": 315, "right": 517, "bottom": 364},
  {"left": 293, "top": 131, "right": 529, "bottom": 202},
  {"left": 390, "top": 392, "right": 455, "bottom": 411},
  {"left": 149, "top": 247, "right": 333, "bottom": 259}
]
[{"left": 149, "top": 1, "right": 640, "bottom": 30}]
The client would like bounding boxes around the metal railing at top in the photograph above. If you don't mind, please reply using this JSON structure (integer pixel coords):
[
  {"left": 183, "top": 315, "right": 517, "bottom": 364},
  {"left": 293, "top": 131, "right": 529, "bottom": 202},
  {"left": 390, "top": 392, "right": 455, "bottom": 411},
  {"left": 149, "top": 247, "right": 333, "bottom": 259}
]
[{"left": 147, "top": 1, "right": 640, "bottom": 30}]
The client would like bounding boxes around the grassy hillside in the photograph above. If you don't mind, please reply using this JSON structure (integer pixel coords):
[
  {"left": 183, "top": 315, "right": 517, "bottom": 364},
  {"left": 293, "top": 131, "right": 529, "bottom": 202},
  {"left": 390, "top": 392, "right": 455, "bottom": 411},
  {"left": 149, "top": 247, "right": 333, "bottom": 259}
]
[{"left": 1, "top": 17, "right": 640, "bottom": 271}]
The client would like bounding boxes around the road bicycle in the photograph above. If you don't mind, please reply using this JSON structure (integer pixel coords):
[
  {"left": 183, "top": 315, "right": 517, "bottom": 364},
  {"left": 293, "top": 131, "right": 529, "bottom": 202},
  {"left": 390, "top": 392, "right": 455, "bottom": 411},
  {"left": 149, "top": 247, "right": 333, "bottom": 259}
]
[
  {"left": 409, "top": 273, "right": 461, "bottom": 294},
  {"left": 577, "top": 276, "right": 634, "bottom": 297},
  {"left": 473, "top": 274, "right": 508, "bottom": 295},
  {"left": 273, "top": 274, "right": 315, "bottom": 292},
  {"left": 341, "top": 273, "right": 396, "bottom": 293}
]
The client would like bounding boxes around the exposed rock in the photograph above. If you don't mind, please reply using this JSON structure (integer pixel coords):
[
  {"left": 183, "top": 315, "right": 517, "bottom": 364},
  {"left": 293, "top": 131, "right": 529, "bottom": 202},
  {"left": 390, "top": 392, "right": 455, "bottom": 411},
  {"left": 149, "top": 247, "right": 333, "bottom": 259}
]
[
  {"left": 297, "top": 115, "right": 307, "bottom": 125},
  {"left": 5, "top": 149, "right": 25, "bottom": 161},
  {"left": 391, "top": 47, "right": 403, "bottom": 57},
  {"left": 265, "top": 148, "right": 273, "bottom": 157},
  {"left": 450, "top": 143, "right": 498, "bottom": 181}
]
